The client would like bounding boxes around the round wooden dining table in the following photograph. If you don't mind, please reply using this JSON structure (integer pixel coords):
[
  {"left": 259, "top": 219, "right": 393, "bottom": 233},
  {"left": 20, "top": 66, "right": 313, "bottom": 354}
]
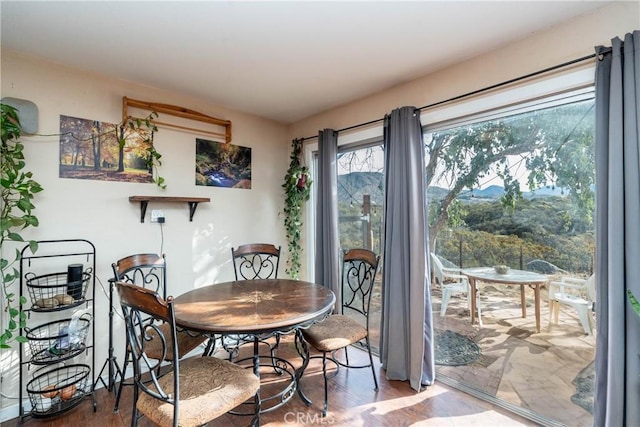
[{"left": 173, "top": 278, "right": 335, "bottom": 414}]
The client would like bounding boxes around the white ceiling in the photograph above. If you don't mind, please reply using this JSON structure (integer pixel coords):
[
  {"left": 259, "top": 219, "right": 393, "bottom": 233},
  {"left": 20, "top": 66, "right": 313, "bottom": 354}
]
[{"left": 1, "top": 1, "right": 612, "bottom": 124}]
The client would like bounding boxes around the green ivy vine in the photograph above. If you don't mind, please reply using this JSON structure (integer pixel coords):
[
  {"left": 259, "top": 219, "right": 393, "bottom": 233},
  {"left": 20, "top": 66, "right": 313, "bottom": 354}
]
[
  {"left": 629, "top": 289, "right": 640, "bottom": 318},
  {"left": 120, "top": 112, "right": 166, "bottom": 189},
  {"left": 1, "top": 104, "right": 43, "bottom": 348},
  {"left": 282, "top": 139, "right": 312, "bottom": 279}
]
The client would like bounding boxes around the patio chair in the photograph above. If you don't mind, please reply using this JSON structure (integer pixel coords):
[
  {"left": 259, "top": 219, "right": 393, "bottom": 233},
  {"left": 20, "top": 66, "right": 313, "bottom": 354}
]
[
  {"left": 112, "top": 254, "right": 206, "bottom": 412},
  {"left": 430, "top": 252, "right": 482, "bottom": 326},
  {"left": 301, "top": 248, "right": 380, "bottom": 417},
  {"left": 115, "top": 281, "right": 260, "bottom": 427},
  {"left": 548, "top": 274, "right": 596, "bottom": 335}
]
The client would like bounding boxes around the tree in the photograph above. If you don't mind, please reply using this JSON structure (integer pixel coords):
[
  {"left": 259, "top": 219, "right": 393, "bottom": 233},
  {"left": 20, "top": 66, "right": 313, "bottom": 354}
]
[
  {"left": 91, "top": 120, "right": 102, "bottom": 171},
  {"left": 59, "top": 116, "right": 94, "bottom": 168},
  {"left": 426, "top": 99, "right": 595, "bottom": 251}
]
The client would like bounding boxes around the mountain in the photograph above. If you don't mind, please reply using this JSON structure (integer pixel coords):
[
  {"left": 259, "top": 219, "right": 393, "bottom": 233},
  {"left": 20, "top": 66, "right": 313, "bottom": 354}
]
[
  {"left": 337, "top": 172, "right": 384, "bottom": 205},
  {"left": 337, "top": 171, "right": 568, "bottom": 204},
  {"left": 459, "top": 185, "right": 504, "bottom": 200},
  {"left": 451, "top": 184, "right": 568, "bottom": 201},
  {"left": 527, "top": 185, "right": 568, "bottom": 197}
]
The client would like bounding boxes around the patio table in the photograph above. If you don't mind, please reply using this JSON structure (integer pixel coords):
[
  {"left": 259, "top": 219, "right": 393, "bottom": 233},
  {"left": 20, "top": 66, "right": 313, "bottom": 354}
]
[{"left": 462, "top": 267, "right": 548, "bottom": 333}]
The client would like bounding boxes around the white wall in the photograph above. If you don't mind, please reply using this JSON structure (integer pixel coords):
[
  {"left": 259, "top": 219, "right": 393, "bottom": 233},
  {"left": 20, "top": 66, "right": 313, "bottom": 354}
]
[
  {"left": 0, "top": 52, "right": 289, "bottom": 415},
  {"left": 288, "top": 1, "right": 638, "bottom": 282},
  {"left": 290, "top": 1, "right": 639, "bottom": 138}
]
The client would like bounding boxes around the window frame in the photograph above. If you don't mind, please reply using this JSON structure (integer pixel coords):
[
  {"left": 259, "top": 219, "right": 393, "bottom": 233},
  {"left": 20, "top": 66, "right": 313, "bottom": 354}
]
[{"left": 303, "top": 63, "right": 595, "bottom": 281}]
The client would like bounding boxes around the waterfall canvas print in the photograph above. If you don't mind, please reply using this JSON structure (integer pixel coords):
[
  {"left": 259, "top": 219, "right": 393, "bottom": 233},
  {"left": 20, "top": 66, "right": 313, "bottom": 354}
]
[
  {"left": 195, "top": 138, "right": 252, "bottom": 189},
  {"left": 59, "top": 115, "right": 153, "bottom": 183}
]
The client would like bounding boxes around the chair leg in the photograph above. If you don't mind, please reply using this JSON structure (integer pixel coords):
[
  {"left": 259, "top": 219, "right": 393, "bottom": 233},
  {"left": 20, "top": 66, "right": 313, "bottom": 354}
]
[
  {"left": 440, "top": 289, "right": 452, "bottom": 317},
  {"left": 365, "top": 338, "right": 378, "bottom": 391},
  {"left": 475, "top": 294, "right": 483, "bottom": 327},
  {"left": 321, "top": 351, "right": 329, "bottom": 417},
  {"left": 251, "top": 387, "right": 261, "bottom": 427},
  {"left": 222, "top": 336, "right": 241, "bottom": 361},
  {"left": 202, "top": 336, "right": 218, "bottom": 356},
  {"left": 130, "top": 378, "right": 139, "bottom": 427},
  {"left": 114, "top": 348, "right": 130, "bottom": 412},
  {"left": 576, "top": 306, "right": 593, "bottom": 335}
]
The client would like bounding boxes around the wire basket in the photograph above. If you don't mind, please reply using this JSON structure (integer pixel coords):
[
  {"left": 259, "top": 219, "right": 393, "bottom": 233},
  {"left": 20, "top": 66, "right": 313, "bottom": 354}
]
[
  {"left": 25, "top": 268, "right": 92, "bottom": 311},
  {"left": 26, "top": 364, "right": 91, "bottom": 417},
  {"left": 24, "top": 314, "right": 92, "bottom": 364}
]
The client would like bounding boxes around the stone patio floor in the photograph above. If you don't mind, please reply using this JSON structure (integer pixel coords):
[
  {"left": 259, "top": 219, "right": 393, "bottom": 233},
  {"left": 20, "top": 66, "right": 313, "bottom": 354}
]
[{"left": 431, "top": 281, "right": 595, "bottom": 427}]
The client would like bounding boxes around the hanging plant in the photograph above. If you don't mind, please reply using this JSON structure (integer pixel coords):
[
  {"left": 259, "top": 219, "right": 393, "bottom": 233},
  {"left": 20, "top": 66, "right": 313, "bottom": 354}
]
[
  {"left": 630, "top": 289, "right": 640, "bottom": 366},
  {"left": 629, "top": 289, "right": 640, "bottom": 318},
  {"left": 120, "top": 112, "right": 166, "bottom": 189},
  {"left": 282, "top": 139, "right": 312, "bottom": 279},
  {"left": 1, "top": 104, "right": 43, "bottom": 348}
]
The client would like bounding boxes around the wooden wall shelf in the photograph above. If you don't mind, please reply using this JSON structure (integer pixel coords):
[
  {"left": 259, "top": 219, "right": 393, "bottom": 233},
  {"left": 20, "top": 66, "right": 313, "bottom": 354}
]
[
  {"left": 129, "top": 196, "right": 211, "bottom": 222},
  {"left": 123, "top": 97, "right": 232, "bottom": 143}
]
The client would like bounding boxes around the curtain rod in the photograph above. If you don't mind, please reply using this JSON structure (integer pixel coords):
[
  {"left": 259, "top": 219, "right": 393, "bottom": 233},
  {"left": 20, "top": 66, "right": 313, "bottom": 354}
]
[{"left": 300, "top": 52, "right": 597, "bottom": 142}]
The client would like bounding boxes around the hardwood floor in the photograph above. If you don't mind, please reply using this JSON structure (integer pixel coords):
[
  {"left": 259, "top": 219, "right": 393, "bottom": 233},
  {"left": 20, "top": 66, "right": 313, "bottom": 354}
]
[{"left": 5, "top": 337, "right": 538, "bottom": 426}]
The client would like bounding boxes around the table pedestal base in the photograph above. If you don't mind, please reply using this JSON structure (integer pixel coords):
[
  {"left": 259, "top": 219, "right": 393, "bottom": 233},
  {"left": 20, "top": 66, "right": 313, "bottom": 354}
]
[{"left": 231, "top": 343, "right": 298, "bottom": 415}]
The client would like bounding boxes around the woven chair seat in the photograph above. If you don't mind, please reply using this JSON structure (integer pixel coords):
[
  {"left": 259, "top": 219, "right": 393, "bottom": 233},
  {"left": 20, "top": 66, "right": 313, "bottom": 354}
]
[
  {"left": 144, "top": 324, "right": 206, "bottom": 361},
  {"left": 302, "top": 314, "right": 367, "bottom": 352},
  {"left": 137, "top": 356, "right": 259, "bottom": 427}
]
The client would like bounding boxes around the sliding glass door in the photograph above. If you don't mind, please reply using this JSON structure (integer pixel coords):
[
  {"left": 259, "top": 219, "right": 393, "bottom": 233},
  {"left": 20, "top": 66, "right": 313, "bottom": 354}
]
[
  {"left": 313, "top": 84, "right": 596, "bottom": 426},
  {"left": 336, "top": 144, "right": 384, "bottom": 353},
  {"left": 426, "top": 94, "right": 596, "bottom": 426}
]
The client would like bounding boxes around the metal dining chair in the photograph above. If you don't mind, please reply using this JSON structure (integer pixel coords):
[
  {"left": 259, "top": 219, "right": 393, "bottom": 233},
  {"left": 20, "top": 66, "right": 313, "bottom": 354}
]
[
  {"left": 115, "top": 281, "right": 260, "bottom": 427},
  {"left": 301, "top": 248, "right": 380, "bottom": 416},
  {"left": 216, "top": 243, "right": 282, "bottom": 362},
  {"left": 232, "top": 243, "right": 281, "bottom": 280},
  {"left": 111, "top": 253, "right": 206, "bottom": 412}
]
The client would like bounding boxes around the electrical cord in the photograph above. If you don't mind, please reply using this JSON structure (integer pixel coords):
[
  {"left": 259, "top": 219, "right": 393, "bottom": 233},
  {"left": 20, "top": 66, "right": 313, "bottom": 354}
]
[
  {"left": 96, "top": 275, "right": 123, "bottom": 321},
  {"left": 159, "top": 220, "right": 165, "bottom": 256}
]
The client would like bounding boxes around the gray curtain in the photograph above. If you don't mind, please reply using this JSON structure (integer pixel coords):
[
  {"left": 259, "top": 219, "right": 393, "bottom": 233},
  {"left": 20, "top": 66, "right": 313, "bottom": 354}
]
[
  {"left": 379, "top": 106, "right": 434, "bottom": 391},
  {"left": 314, "top": 129, "right": 340, "bottom": 305},
  {"left": 593, "top": 30, "right": 640, "bottom": 426}
]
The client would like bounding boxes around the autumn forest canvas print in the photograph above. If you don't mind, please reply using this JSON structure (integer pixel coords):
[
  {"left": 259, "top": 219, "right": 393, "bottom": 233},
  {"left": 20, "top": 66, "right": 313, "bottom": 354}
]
[
  {"left": 59, "top": 115, "right": 153, "bottom": 183},
  {"left": 195, "top": 138, "right": 251, "bottom": 189}
]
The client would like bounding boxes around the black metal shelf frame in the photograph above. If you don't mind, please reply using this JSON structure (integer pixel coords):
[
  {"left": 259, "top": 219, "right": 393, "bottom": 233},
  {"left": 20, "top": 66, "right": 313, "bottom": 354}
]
[{"left": 18, "top": 239, "right": 97, "bottom": 420}]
